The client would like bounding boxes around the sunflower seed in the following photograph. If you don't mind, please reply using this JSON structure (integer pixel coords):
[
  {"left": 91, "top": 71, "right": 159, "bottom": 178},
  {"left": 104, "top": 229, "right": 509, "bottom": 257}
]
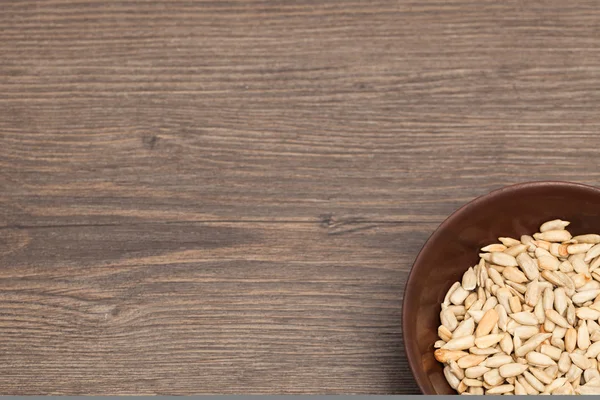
[
  {"left": 505, "top": 244, "right": 528, "bottom": 258},
  {"left": 573, "top": 234, "right": 600, "bottom": 244},
  {"left": 514, "top": 325, "right": 540, "bottom": 339},
  {"left": 572, "top": 254, "right": 591, "bottom": 275},
  {"left": 451, "top": 286, "right": 471, "bottom": 305},
  {"left": 482, "top": 243, "right": 508, "bottom": 252},
  {"left": 541, "top": 344, "right": 563, "bottom": 361},
  {"left": 436, "top": 348, "right": 469, "bottom": 363},
  {"left": 499, "top": 363, "right": 528, "bottom": 378},
  {"left": 500, "top": 332, "right": 514, "bottom": 355},
  {"left": 518, "top": 375, "right": 539, "bottom": 395},
  {"left": 458, "top": 354, "right": 487, "bottom": 369},
  {"left": 576, "top": 385, "right": 600, "bottom": 395},
  {"left": 559, "top": 351, "right": 573, "bottom": 373},
  {"left": 441, "top": 308, "right": 459, "bottom": 331},
  {"left": 527, "top": 351, "right": 557, "bottom": 367},
  {"left": 462, "top": 267, "right": 477, "bottom": 291},
  {"left": 540, "top": 219, "right": 571, "bottom": 232},
  {"left": 535, "top": 230, "right": 573, "bottom": 242},
  {"left": 511, "top": 311, "right": 539, "bottom": 326},
  {"left": 462, "top": 378, "right": 483, "bottom": 387},
  {"left": 570, "top": 243, "right": 596, "bottom": 255},
  {"left": 486, "top": 384, "right": 515, "bottom": 394},
  {"left": 443, "top": 335, "right": 476, "bottom": 350},
  {"left": 490, "top": 252, "right": 519, "bottom": 268},
  {"left": 444, "top": 282, "right": 462, "bottom": 307},
  {"left": 545, "top": 309, "right": 571, "bottom": 328},
  {"left": 544, "top": 377, "right": 568, "bottom": 394},
  {"left": 475, "top": 308, "right": 498, "bottom": 337},
  {"left": 573, "top": 290, "right": 600, "bottom": 305},
  {"left": 475, "top": 333, "right": 504, "bottom": 349},
  {"left": 499, "top": 237, "right": 521, "bottom": 247},
  {"left": 444, "top": 366, "right": 461, "bottom": 389},
  {"left": 538, "top": 255, "right": 561, "bottom": 271},
  {"left": 571, "top": 353, "right": 592, "bottom": 370},
  {"left": 514, "top": 380, "right": 527, "bottom": 395},
  {"left": 449, "top": 359, "right": 465, "bottom": 379},
  {"left": 515, "top": 333, "right": 552, "bottom": 357},
  {"left": 579, "top": 321, "right": 592, "bottom": 350},
  {"left": 585, "top": 341, "right": 600, "bottom": 358},
  {"left": 584, "top": 368, "right": 600, "bottom": 383}
]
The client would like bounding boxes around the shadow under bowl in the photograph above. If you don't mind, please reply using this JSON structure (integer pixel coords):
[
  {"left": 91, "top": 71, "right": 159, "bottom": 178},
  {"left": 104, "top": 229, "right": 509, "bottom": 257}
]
[{"left": 402, "top": 181, "right": 600, "bottom": 394}]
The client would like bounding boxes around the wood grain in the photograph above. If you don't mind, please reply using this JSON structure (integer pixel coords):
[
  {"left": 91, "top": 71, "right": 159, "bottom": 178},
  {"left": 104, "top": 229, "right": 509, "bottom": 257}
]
[{"left": 1, "top": 0, "right": 600, "bottom": 394}]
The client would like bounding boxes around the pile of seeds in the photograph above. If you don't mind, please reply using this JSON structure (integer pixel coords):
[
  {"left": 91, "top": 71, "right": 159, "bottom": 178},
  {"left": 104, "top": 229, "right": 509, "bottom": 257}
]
[{"left": 436, "top": 219, "right": 600, "bottom": 395}]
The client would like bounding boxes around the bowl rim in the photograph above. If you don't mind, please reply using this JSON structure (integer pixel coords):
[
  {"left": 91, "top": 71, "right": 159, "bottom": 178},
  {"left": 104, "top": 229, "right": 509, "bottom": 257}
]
[{"left": 402, "top": 180, "right": 600, "bottom": 394}]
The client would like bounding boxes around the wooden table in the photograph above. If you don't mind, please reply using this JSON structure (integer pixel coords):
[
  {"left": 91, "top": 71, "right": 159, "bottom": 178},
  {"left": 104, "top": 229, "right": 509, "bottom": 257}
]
[{"left": 1, "top": 0, "right": 599, "bottom": 395}]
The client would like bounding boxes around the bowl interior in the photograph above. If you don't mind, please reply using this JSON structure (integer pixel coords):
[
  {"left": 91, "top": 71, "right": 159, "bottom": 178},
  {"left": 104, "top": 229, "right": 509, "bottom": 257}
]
[{"left": 403, "top": 181, "right": 600, "bottom": 394}]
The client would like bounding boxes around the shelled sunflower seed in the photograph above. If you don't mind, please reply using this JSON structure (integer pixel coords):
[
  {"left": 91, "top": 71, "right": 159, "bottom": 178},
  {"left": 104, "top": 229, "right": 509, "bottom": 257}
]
[{"left": 435, "top": 219, "right": 600, "bottom": 395}]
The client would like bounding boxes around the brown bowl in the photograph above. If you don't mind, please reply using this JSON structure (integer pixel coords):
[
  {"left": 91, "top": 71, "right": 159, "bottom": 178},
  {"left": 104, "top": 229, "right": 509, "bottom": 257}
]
[{"left": 402, "top": 181, "right": 600, "bottom": 394}]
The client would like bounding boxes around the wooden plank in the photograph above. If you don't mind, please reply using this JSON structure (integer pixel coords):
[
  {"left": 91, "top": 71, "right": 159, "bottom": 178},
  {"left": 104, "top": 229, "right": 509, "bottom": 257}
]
[{"left": 0, "top": 222, "right": 428, "bottom": 394}]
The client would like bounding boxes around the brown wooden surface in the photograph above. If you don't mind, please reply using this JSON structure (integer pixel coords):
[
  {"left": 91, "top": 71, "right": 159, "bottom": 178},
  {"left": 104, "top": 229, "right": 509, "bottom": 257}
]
[{"left": 1, "top": 0, "right": 600, "bottom": 394}]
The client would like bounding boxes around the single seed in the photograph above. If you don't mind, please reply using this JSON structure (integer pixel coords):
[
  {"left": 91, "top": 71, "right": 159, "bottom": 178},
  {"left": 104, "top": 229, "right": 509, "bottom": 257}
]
[
  {"left": 457, "top": 354, "right": 487, "bottom": 369},
  {"left": 469, "top": 346, "right": 501, "bottom": 355},
  {"left": 573, "top": 234, "right": 600, "bottom": 244},
  {"left": 541, "top": 344, "right": 562, "bottom": 361},
  {"left": 444, "top": 282, "right": 461, "bottom": 307},
  {"left": 571, "top": 353, "right": 592, "bottom": 370},
  {"left": 465, "top": 365, "right": 490, "bottom": 379},
  {"left": 526, "top": 351, "right": 557, "bottom": 367},
  {"left": 566, "top": 328, "right": 578, "bottom": 353},
  {"left": 475, "top": 309, "right": 498, "bottom": 338},
  {"left": 559, "top": 351, "right": 572, "bottom": 373},
  {"left": 514, "top": 325, "right": 539, "bottom": 339},
  {"left": 540, "top": 219, "right": 570, "bottom": 232},
  {"left": 569, "top": 243, "right": 595, "bottom": 255},
  {"left": 486, "top": 384, "right": 515, "bottom": 394},
  {"left": 499, "top": 237, "right": 521, "bottom": 247},
  {"left": 505, "top": 244, "right": 528, "bottom": 257},
  {"left": 462, "top": 267, "right": 477, "bottom": 291},
  {"left": 515, "top": 333, "right": 552, "bottom": 357},
  {"left": 545, "top": 309, "right": 571, "bottom": 328},
  {"left": 572, "top": 254, "right": 591, "bottom": 275},
  {"left": 451, "top": 286, "right": 471, "bottom": 305},
  {"left": 579, "top": 320, "right": 592, "bottom": 350},
  {"left": 496, "top": 304, "right": 508, "bottom": 332},
  {"left": 488, "top": 268, "right": 505, "bottom": 287},
  {"left": 573, "top": 290, "right": 600, "bottom": 305},
  {"left": 552, "top": 337, "right": 566, "bottom": 351},
  {"left": 499, "top": 363, "right": 528, "bottom": 378},
  {"left": 435, "top": 349, "right": 469, "bottom": 363},
  {"left": 500, "top": 332, "right": 513, "bottom": 355},
  {"left": 490, "top": 252, "right": 519, "bottom": 268},
  {"left": 443, "top": 335, "right": 476, "bottom": 351},
  {"left": 529, "top": 366, "right": 554, "bottom": 385},
  {"left": 482, "top": 243, "right": 507, "bottom": 252},
  {"left": 462, "top": 378, "right": 483, "bottom": 387},
  {"left": 511, "top": 311, "right": 539, "bottom": 326},
  {"left": 441, "top": 308, "right": 459, "bottom": 331},
  {"left": 508, "top": 296, "right": 522, "bottom": 313},
  {"left": 518, "top": 375, "right": 539, "bottom": 395},
  {"left": 538, "top": 254, "right": 561, "bottom": 271},
  {"left": 474, "top": 333, "right": 504, "bottom": 349},
  {"left": 444, "top": 366, "right": 460, "bottom": 389},
  {"left": 449, "top": 359, "right": 465, "bottom": 379},
  {"left": 535, "top": 229, "right": 573, "bottom": 242},
  {"left": 483, "top": 368, "right": 504, "bottom": 386},
  {"left": 544, "top": 377, "right": 568, "bottom": 394},
  {"left": 516, "top": 252, "right": 539, "bottom": 281},
  {"left": 585, "top": 341, "right": 600, "bottom": 358},
  {"left": 523, "top": 370, "right": 546, "bottom": 392}
]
